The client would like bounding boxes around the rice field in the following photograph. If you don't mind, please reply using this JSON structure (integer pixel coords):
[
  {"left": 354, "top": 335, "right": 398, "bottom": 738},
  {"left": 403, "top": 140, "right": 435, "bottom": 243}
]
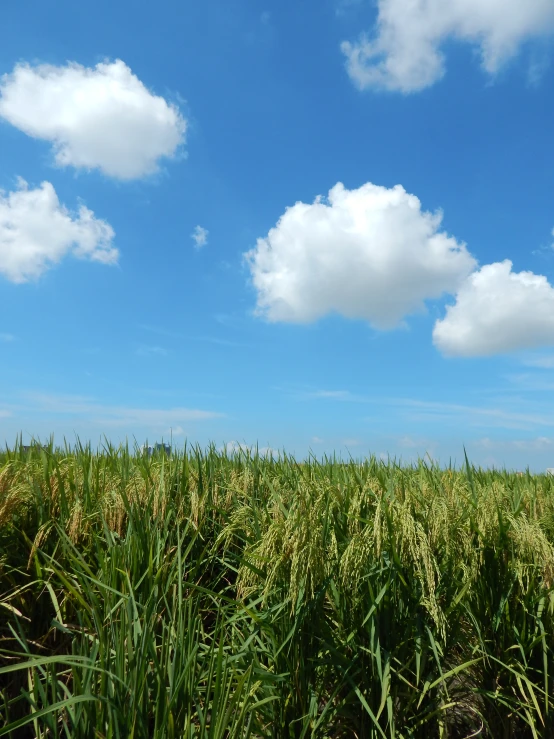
[{"left": 1, "top": 442, "right": 554, "bottom": 737}]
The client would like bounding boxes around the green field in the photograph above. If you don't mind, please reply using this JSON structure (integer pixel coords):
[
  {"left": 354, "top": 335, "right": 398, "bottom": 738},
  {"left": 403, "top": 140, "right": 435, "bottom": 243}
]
[{"left": 1, "top": 443, "right": 553, "bottom": 737}]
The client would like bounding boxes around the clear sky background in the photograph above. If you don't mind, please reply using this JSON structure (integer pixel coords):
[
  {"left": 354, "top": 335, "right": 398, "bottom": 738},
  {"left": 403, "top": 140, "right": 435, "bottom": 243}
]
[{"left": 1, "top": 0, "right": 554, "bottom": 469}]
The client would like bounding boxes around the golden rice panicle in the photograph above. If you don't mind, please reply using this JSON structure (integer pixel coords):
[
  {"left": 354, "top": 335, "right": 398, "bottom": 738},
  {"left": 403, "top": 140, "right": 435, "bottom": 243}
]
[
  {"left": 0, "top": 463, "right": 24, "bottom": 529},
  {"left": 509, "top": 512, "right": 554, "bottom": 590},
  {"left": 393, "top": 496, "right": 444, "bottom": 631}
]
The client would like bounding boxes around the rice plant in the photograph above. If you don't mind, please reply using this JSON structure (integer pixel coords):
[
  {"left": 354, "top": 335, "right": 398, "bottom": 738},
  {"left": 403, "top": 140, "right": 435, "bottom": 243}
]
[{"left": 1, "top": 442, "right": 553, "bottom": 736}]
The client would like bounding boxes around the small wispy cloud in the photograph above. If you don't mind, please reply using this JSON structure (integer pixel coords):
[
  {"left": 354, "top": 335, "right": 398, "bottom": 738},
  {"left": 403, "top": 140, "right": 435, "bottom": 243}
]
[
  {"left": 214, "top": 313, "right": 247, "bottom": 329},
  {"left": 196, "top": 335, "right": 246, "bottom": 348},
  {"left": 191, "top": 225, "right": 208, "bottom": 250},
  {"left": 531, "top": 227, "right": 554, "bottom": 258},
  {"left": 527, "top": 54, "right": 550, "bottom": 88},
  {"left": 311, "top": 436, "right": 324, "bottom": 444},
  {"left": 396, "top": 398, "right": 554, "bottom": 431},
  {"left": 0, "top": 409, "right": 12, "bottom": 418},
  {"left": 298, "top": 386, "right": 554, "bottom": 431},
  {"left": 397, "top": 435, "right": 426, "bottom": 449},
  {"left": 17, "top": 392, "right": 224, "bottom": 429},
  {"left": 139, "top": 324, "right": 244, "bottom": 349},
  {"left": 138, "top": 322, "right": 246, "bottom": 353},
  {"left": 139, "top": 324, "right": 184, "bottom": 340},
  {"left": 0, "top": 333, "right": 15, "bottom": 342},
  {"left": 503, "top": 372, "right": 554, "bottom": 391},
  {"left": 476, "top": 436, "right": 554, "bottom": 452},
  {"left": 335, "top": 0, "right": 364, "bottom": 17},
  {"left": 307, "top": 389, "right": 365, "bottom": 401},
  {"left": 522, "top": 356, "right": 554, "bottom": 369},
  {"left": 136, "top": 344, "right": 168, "bottom": 357},
  {"left": 395, "top": 436, "right": 438, "bottom": 459}
]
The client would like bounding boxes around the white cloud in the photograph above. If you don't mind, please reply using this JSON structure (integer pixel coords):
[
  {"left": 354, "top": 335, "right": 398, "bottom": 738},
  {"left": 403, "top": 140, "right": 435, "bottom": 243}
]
[
  {"left": 21, "top": 392, "right": 223, "bottom": 428},
  {"left": 397, "top": 397, "right": 554, "bottom": 430},
  {"left": 245, "top": 181, "right": 476, "bottom": 329},
  {"left": 504, "top": 373, "right": 554, "bottom": 392},
  {"left": 341, "top": 0, "right": 554, "bottom": 92},
  {"left": 0, "top": 59, "right": 186, "bottom": 179},
  {"left": 300, "top": 389, "right": 554, "bottom": 430},
  {"left": 0, "top": 179, "right": 117, "bottom": 283},
  {"left": 0, "top": 410, "right": 12, "bottom": 418},
  {"left": 0, "top": 333, "right": 14, "bottom": 342},
  {"left": 310, "top": 390, "right": 359, "bottom": 400},
  {"left": 477, "top": 436, "right": 554, "bottom": 451},
  {"left": 433, "top": 261, "right": 554, "bottom": 357},
  {"left": 311, "top": 436, "right": 324, "bottom": 444},
  {"left": 136, "top": 345, "right": 168, "bottom": 357},
  {"left": 191, "top": 225, "right": 209, "bottom": 249},
  {"left": 397, "top": 435, "right": 424, "bottom": 448},
  {"left": 524, "top": 356, "right": 554, "bottom": 369},
  {"left": 527, "top": 52, "right": 550, "bottom": 87},
  {"left": 342, "top": 438, "right": 362, "bottom": 446},
  {"left": 139, "top": 324, "right": 185, "bottom": 340}
]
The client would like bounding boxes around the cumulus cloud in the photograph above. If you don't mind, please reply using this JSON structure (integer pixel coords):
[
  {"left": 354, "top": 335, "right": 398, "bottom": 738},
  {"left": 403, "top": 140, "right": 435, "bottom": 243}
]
[
  {"left": 433, "top": 261, "right": 554, "bottom": 357},
  {"left": 342, "top": 0, "right": 554, "bottom": 92},
  {"left": 245, "top": 181, "right": 476, "bottom": 329},
  {"left": 191, "top": 225, "right": 209, "bottom": 249},
  {"left": 0, "top": 59, "right": 186, "bottom": 179},
  {"left": 0, "top": 179, "right": 117, "bottom": 283}
]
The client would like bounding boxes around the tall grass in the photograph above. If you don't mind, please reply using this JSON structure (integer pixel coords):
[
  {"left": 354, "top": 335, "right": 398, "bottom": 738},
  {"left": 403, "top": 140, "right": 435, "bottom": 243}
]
[{"left": 1, "top": 442, "right": 553, "bottom": 737}]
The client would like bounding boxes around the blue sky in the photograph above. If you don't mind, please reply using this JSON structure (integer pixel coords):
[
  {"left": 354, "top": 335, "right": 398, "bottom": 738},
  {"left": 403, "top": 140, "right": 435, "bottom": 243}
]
[{"left": 1, "top": 0, "right": 554, "bottom": 469}]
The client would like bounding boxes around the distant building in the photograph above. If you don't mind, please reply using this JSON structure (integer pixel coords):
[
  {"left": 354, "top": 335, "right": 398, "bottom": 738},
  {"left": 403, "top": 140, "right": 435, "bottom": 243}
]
[
  {"left": 141, "top": 443, "right": 171, "bottom": 457},
  {"left": 21, "top": 444, "right": 44, "bottom": 453}
]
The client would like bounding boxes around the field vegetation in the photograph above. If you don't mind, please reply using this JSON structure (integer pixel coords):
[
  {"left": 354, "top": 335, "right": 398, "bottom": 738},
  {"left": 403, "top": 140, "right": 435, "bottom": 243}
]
[{"left": 1, "top": 442, "right": 554, "bottom": 737}]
